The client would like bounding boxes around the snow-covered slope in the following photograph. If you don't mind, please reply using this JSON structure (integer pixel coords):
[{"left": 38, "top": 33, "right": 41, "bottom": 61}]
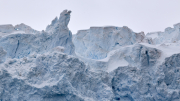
[
  {"left": 76, "top": 44, "right": 161, "bottom": 73},
  {"left": 1, "top": 9, "right": 180, "bottom": 101}
]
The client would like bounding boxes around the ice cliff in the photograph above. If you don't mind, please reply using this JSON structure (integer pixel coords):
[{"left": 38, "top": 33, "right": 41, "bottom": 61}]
[
  {"left": 1, "top": 10, "right": 180, "bottom": 101},
  {"left": 73, "top": 27, "right": 147, "bottom": 59},
  {"left": 0, "top": 10, "right": 74, "bottom": 60}
]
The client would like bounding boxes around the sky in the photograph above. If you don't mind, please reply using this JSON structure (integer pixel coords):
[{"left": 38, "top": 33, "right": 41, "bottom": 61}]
[{"left": 0, "top": 0, "right": 180, "bottom": 34}]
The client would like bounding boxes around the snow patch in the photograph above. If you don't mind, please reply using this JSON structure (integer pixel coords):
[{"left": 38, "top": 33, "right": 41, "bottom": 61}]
[{"left": 107, "top": 58, "right": 128, "bottom": 72}]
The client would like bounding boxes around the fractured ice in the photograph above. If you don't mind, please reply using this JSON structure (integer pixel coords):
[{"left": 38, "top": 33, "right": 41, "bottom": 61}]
[{"left": 0, "top": 10, "right": 180, "bottom": 101}]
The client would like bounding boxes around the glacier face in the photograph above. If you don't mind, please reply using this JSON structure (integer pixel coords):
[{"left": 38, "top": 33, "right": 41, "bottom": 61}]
[
  {"left": 1, "top": 9, "right": 180, "bottom": 101},
  {"left": 73, "top": 26, "right": 152, "bottom": 60},
  {"left": 0, "top": 51, "right": 113, "bottom": 101},
  {"left": 0, "top": 10, "right": 74, "bottom": 60}
]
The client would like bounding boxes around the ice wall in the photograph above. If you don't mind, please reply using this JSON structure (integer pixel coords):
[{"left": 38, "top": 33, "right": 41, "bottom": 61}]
[
  {"left": 0, "top": 9, "right": 180, "bottom": 101},
  {"left": 73, "top": 26, "right": 147, "bottom": 59},
  {"left": 0, "top": 10, "right": 75, "bottom": 60}
]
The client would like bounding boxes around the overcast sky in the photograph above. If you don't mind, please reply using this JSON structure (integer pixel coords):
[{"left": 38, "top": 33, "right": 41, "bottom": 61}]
[{"left": 0, "top": 0, "right": 180, "bottom": 34}]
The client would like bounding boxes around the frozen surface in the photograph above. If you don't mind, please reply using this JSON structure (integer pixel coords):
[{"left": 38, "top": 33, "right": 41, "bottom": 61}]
[
  {"left": 0, "top": 10, "right": 75, "bottom": 60},
  {"left": 0, "top": 24, "right": 15, "bottom": 33},
  {"left": 0, "top": 47, "right": 6, "bottom": 63},
  {"left": 0, "top": 9, "right": 180, "bottom": 101},
  {"left": 146, "top": 23, "right": 180, "bottom": 44},
  {"left": 0, "top": 51, "right": 113, "bottom": 101},
  {"left": 73, "top": 27, "right": 146, "bottom": 59},
  {"left": 77, "top": 44, "right": 161, "bottom": 73},
  {"left": 146, "top": 32, "right": 159, "bottom": 39}
]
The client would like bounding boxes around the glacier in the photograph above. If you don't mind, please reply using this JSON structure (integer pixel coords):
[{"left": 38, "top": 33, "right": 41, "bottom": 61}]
[
  {"left": 73, "top": 26, "right": 148, "bottom": 59},
  {"left": 0, "top": 9, "right": 180, "bottom": 101},
  {"left": 0, "top": 10, "right": 74, "bottom": 60}
]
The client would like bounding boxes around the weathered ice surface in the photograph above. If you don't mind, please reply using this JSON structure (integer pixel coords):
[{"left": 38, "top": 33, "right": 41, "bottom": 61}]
[
  {"left": 0, "top": 10, "right": 75, "bottom": 60},
  {"left": 73, "top": 27, "right": 146, "bottom": 59},
  {"left": 14, "top": 23, "right": 40, "bottom": 34},
  {"left": 0, "top": 24, "right": 15, "bottom": 33},
  {"left": 77, "top": 44, "right": 161, "bottom": 73},
  {"left": 111, "top": 53, "right": 180, "bottom": 101},
  {"left": 0, "top": 51, "right": 113, "bottom": 101},
  {"left": 0, "top": 47, "right": 6, "bottom": 63},
  {"left": 146, "top": 23, "right": 180, "bottom": 44},
  {"left": 1, "top": 9, "right": 180, "bottom": 101}
]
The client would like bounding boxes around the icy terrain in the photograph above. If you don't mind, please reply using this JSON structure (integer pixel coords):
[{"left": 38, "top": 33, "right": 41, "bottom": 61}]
[
  {"left": 73, "top": 27, "right": 147, "bottom": 59},
  {"left": 0, "top": 10, "right": 74, "bottom": 60},
  {"left": 1, "top": 10, "right": 180, "bottom": 101}
]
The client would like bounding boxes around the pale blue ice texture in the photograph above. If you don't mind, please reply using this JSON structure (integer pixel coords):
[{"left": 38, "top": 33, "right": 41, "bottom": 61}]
[
  {"left": 146, "top": 23, "right": 180, "bottom": 44},
  {"left": 0, "top": 10, "right": 75, "bottom": 60},
  {"left": 73, "top": 26, "right": 151, "bottom": 59},
  {"left": 0, "top": 9, "right": 180, "bottom": 101}
]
